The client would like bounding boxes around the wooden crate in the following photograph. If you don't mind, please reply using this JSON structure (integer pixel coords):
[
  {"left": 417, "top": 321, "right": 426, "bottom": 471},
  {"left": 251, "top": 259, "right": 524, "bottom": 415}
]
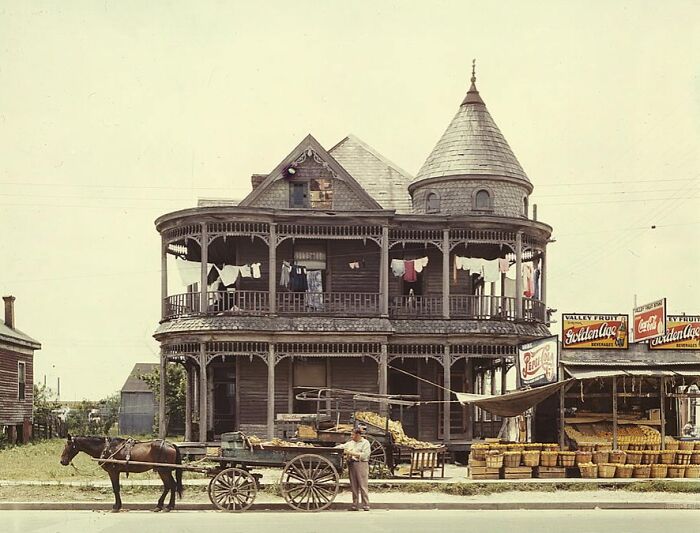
[
  {"left": 468, "top": 458, "right": 487, "bottom": 467},
  {"left": 470, "top": 472, "right": 500, "bottom": 480},
  {"left": 469, "top": 466, "right": 500, "bottom": 479},
  {"left": 534, "top": 466, "right": 567, "bottom": 479},
  {"left": 501, "top": 466, "right": 532, "bottom": 479}
]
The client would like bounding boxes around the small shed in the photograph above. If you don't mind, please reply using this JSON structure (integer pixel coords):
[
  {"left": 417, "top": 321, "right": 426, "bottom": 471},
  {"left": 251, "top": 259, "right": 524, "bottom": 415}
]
[{"left": 119, "top": 363, "right": 157, "bottom": 435}]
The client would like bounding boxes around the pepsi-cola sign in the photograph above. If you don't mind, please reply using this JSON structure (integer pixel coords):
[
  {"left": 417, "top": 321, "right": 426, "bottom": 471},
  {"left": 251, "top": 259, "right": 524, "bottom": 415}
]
[{"left": 518, "top": 335, "right": 559, "bottom": 387}]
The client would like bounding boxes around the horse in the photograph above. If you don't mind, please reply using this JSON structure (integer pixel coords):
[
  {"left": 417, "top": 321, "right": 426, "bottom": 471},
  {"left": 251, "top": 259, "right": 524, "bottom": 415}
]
[{"left": 60, "top": 435, "right": 184, "bottom": 512}]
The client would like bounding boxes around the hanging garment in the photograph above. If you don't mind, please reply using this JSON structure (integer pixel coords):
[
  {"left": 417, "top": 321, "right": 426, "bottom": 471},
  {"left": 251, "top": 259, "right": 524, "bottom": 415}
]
[
  {"left": 289, "top": 265, "right": 308, "bottom": 291},
  {"left": 521, "top": 264, "right": 534, "bottom": 297},
  {"left": 305, "top": 270, "right": 324, "bottom": 310},
  {"left": 414, "top": 257, "right": 429, "bottom": 273},
  {"left": 459, "top": 257, "right": 484, "bottom": 274},
  {"left": 217, "top": 265, "right": 241, "bottom": 286},
  {"left": 391, "top": 259, "right": 405, "bottom": 277},
  {"left": 240, "top": 264, "right": 252, "bottom": 278},
  {"left": 251, "top": 263, "right": 262, "bottom": 279},
  {"left": 207, "top": 265, "right": 220, "bottom": 285},
  {"left": 349, "top": 261, "right": 360, "bottom": 269},
  {"left": 534, "top": 268, "right": 541, "bottom": 300},
  {"left": 403, "top": 260, "right": 417, "bottom": 282},
  {"left": 280, "top": 261, "right": 291, "bottom": 287},
  {"left": 498, "top": 258, "right": 510, "bottom": 274},
  {"left": 175, "top": 258, "right": 203, "bottom": 286},
  {"left": 481, "top": 259, "right": 500, "bottom": 283},
  {"left": 503, "top": 276, "right": 517, "bottom": 298}
]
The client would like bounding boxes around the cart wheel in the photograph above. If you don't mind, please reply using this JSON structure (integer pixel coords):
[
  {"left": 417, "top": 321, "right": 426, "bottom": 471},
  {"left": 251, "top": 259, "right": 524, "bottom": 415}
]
[
  {"left": 208, "top": 467, "right": 257, "bottom": 512},
  {"left": 366, "top": 435, "right": 388, "bottom": 478},
  {"left": 280, "top": 453, "right": 339, "bottom": 512}
]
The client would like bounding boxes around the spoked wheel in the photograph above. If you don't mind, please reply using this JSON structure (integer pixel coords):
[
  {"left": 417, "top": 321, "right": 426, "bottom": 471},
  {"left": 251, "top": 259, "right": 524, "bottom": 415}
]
[
  {"left": 208, "top": 467, "right": 258, "bottom": 512},
  {"left": 280, "top": 453, "right": 339, "bottom": 511},
  {"left": 367, "top": 435, "right": 389, "bottom": 478}
]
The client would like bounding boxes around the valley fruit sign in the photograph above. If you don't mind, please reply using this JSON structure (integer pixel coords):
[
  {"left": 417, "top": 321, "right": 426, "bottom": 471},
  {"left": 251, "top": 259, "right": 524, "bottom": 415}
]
[
  {"left": 562, "top": 314, "right": 629, "bottom": 349},
  {"left": 518, "top": 335, "right": 558, "bottom": 387},
  {"left": 633, "top": 299, "right": 666, "bottom": 342},
  {"left": 649, "top": 315, "right": 700, "bottom": 350}
]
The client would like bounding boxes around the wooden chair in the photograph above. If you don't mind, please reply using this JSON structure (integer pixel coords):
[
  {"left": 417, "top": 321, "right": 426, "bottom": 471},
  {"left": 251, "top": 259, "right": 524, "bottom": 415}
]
[{"left": 408, "top": 446, "right": 446, "bottom": 478}]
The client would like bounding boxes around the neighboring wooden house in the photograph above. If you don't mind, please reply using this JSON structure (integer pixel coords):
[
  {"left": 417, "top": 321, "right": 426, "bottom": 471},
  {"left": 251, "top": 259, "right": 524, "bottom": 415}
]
[
  {"left": 1, "top": 296, "right": 41, "bottom": 443},
  {"left": 154, "top": 72, "right": 554, "bottom": 449},
  {"left": 119, "top": 363, "right": 157, "bottom": 435}
]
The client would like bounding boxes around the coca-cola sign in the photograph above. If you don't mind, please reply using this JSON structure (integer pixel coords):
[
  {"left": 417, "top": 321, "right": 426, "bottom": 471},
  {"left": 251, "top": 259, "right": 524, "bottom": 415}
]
[
  {"left": 518, "top": 336, "right": 558, "bottom": 387},
  {"left": 562, "top": 314, "right": 629, "bottom": 350},
  {"left": 633, "top": 299, "right": 666, "bottom": 342},
  {"left": 649, "top": 315, "right": 700, "bottom": 350}
]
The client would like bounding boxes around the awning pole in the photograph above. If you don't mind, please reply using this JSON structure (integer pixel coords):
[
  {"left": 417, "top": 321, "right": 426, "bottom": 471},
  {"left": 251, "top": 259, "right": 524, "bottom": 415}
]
[
  {"left": 558, "top": 363, "right": 565, "bottom": 450},
  {"left": 612, "top": 376, "right": 618, "bottom": 450},
  {"left": 660, "top": 376, "right": 666, "bottom": 451}
]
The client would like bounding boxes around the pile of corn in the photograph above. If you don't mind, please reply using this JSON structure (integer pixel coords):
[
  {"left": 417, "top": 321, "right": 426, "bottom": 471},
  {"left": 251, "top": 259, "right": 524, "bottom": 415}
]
[
  {"left": 354, "top": 411, "right": 439, "bottom": 449},
  {"left": 247, "top": 436, "right": 314, "bottom": 448}
]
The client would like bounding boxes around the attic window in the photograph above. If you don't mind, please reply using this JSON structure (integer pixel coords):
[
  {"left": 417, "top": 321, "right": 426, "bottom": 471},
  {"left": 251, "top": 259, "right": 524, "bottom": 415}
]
[
  {"left": 426, "top": 192, "right": 440, "bottom": 213},
  {"left": 474, "top": 189, "right": 492, "bottom": 211}
]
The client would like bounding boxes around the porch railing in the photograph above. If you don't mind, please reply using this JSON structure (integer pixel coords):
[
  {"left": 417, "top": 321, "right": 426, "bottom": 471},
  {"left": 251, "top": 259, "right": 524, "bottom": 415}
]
[
  {"left": 450, "top": 295, "right": 516, "bottom": 320},
  {"left": 208, "top": 290, "right": 269, "bottom": 314},
  {"left": 389, "top": 295, "right": 443, "bottom": 318},
  {"left": 163, "top": 292, "right": 200, "bottom": 319},
  {"left": 276, "top": 292, "right": 380, "bottom": 316}
]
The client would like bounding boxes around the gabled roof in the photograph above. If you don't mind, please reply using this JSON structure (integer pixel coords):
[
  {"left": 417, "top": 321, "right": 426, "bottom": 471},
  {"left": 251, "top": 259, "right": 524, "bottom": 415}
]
[
  {"left": 238, "top": 134, "right": 383, "bottom": 210},
  {"left": 330, "top": 135, "right": 413, "bottom": 213},
  {"left": 0, "top": 321, "right": 41, "bottom": 350},
  {"left": 413, "top": 76, "right": 530, "bottom": 186},
  {"left": 121, "top": 362, "right": 158, "bottom": 393}
]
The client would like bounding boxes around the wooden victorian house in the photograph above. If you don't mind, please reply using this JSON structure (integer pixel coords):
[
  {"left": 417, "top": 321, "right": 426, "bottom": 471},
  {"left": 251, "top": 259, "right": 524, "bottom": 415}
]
[{"left": 154, "top": 74, "right": 553, "bottom": 450}]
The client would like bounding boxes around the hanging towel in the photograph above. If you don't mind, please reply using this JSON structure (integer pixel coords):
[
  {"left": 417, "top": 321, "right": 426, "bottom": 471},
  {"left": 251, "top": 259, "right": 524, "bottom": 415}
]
[
  {"left": 240, "top": 264, "right": 252, "bottom": 278},
  {"left": 175, "top": 258, "right": 203, "bottom": 286},
  {"left": 217, "top": 265, "right": 241, "bottom": 286},
  {"left": 391, "top": 259, "right": 405, "bottom": 277},
  {"left": 498, "top": 258, "right": 510, "bottom": 274},
  {"left": 403, "top": 260, "right": 417, "bottom": 282},
  {"left": 349, "top": 261, "right": 360, "bottom": 269},
  {"left": 251, "top": 263, "right": 262, "bottom": 279},
  {"left": 280, "top": 261, "right": 291, "bottom": 287},
  {"left": 482, "top": 259, "right": 500, "bottom": 283},
  {"left": 289, "top": 265, "right": 308, "bottom": 291},
  {"left": 414, "top": 256, "right": 429, "bottom": 273},
  {"left": 503, "top": 276, "right": 517, "bottom": 298}
]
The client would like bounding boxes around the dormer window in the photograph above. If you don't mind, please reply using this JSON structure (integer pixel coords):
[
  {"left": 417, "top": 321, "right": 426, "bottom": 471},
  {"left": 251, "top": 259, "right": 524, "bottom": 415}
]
[
  {"left": 474, "top": 189, "right": 492, "bottom": 211},
  {"left": 426, "top": 192, "right": 440, "bottom": 213}
]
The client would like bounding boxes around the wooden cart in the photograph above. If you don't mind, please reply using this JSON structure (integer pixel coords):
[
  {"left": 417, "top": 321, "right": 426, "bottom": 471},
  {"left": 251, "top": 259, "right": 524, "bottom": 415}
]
[{"left": 94, "top": 432, "right": 344, "bottom": 513}]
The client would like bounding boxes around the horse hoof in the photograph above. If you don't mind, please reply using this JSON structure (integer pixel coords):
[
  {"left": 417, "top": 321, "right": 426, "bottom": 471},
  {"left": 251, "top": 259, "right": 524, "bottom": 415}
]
[
  {"left": 152, "top": 507, "right": 163, "bottom": 513},
  {"left": 163, "top": 507, "right": 172, "bottom": 513},
  {"left": 110, "top": 509, "right": 120, "bottom": 514}
]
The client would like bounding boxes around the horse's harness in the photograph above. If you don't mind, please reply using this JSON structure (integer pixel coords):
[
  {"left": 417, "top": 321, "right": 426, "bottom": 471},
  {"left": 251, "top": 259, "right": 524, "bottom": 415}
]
[{"left": 99, "top": 438, "right": 169, "bottom": 474}]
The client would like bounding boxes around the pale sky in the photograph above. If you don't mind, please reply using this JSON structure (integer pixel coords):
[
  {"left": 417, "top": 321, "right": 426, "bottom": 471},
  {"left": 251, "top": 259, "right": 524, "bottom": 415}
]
[{"left": 1, "top": 1, "right": 698, "bottom": 400}]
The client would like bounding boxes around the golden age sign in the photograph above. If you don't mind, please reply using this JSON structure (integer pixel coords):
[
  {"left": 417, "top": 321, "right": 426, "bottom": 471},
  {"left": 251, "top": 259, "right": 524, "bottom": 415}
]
[{"left": 562, "top": 314, "right": 629, "bottom": 349}]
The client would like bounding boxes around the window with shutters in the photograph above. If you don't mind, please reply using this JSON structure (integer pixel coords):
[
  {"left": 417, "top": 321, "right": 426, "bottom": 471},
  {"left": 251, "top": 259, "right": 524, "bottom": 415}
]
[{"left": 289, "top": 182, "right": 309, "bottom": 208}]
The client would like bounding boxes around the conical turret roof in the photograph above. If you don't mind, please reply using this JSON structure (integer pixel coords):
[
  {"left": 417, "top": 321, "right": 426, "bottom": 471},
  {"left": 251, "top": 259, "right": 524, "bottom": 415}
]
[{"left": 413, "top": 71, "right": 530, "bottom": 186}]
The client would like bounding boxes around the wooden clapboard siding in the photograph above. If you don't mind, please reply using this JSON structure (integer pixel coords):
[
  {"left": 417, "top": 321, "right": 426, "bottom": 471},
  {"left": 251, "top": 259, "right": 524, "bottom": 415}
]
[
  {"left": 237, "top": 356, "right": 267, "bottom": 428},
  {"left": 330, "top": 357, "right": 378, "bottom": 422},
  {"left": 417, "top": 359, "right": 439, "bottom": 442},
  {"left": 0, "top": 348, "right": 33, "bottom": 424},
  {"left": 274, "top": 358, "right": 290, "bottom": 414},
  {"left": 327, "top": 240, "right": 380, "bottom": 293}
]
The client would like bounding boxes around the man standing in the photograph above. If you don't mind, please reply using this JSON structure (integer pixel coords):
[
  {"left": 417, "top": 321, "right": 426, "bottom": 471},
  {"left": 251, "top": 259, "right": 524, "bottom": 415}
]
[{"left": 338, "top": 427, "right": 371, "bottom": 511}]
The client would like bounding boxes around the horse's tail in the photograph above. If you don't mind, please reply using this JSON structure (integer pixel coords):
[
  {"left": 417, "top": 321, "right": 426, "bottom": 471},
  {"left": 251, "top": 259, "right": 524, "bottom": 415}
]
[{"left": 174, "top": 445, "right": 184, "bottom": 499}]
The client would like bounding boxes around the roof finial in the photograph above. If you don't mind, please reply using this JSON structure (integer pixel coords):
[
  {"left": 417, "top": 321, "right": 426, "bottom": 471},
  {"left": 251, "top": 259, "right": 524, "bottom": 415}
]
[{"left": 471, "top": 58, "right": 476, "bottom": 85}]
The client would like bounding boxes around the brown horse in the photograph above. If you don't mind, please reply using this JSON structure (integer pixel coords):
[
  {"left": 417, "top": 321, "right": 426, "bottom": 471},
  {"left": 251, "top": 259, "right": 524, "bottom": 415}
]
[{"left": 60, "top": 435, "right": 183, "bottom": 512}]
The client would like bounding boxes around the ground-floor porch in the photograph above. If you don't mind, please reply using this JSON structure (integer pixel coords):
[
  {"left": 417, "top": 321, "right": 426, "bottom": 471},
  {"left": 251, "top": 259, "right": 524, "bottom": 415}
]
[{"left": 159, "top": 340, "right": 517, "bottom": 449}]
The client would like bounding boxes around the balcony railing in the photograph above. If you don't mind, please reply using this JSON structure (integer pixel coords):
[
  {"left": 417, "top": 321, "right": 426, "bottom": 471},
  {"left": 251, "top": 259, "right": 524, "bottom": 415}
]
[
  {"left": 163, "top": 292, "right": 546, "bottom": 322},
  {"left": 276, "top": 292, "right": 379, "bottom": 316},
  {"left": 389, "top": 295, "right": 443, "bottom": 318}
]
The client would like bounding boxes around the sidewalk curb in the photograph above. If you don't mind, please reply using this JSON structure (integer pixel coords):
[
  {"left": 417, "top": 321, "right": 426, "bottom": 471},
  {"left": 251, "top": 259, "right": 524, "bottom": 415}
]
[{"left": 2, "top": 502, "right": 700, "bottom": 511}]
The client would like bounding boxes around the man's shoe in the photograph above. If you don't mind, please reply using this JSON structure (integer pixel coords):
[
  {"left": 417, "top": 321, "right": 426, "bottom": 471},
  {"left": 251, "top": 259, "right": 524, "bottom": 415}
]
[{"left": 348, "top": 507, "right": 359, "bottom": 511}]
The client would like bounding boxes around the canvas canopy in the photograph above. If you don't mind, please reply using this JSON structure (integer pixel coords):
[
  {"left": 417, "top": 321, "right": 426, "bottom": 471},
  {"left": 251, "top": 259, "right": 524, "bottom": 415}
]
[
  {"left": 455, "top": 379, "right": 575, "bottom": 417},
  {"left": 563, "top": 366, "right": 700, "bottom": 380}
]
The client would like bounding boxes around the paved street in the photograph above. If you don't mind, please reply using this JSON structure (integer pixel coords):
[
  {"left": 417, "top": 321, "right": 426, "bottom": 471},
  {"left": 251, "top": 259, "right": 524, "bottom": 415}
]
[{"left": 4, "top": 509, "right": 700, "bottom": 533}]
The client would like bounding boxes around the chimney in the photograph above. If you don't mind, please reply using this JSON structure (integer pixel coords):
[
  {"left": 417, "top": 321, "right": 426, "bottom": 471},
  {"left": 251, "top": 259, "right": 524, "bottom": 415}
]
[{"left": 3, "top": 295, "right": 16, "bottom": 329}]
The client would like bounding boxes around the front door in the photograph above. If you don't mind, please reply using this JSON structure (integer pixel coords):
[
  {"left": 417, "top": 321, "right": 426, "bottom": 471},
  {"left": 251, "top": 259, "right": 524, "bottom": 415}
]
[{"left": 212, "top": 364, "right": 235, "bottom": 436}]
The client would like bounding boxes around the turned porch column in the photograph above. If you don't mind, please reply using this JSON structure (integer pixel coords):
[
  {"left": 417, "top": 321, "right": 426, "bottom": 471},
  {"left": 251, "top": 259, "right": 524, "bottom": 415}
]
[
  {"left": 200, "top": 223, "right": 209, "bottom": 314},
  {"left": 267, "top": 345, "right": 276, "bottom": 440},
  {"left": 378, "top": 344, "right": 388, "bottom": 416},
  {"left": 158, "top": 351, "right": 167, "bottom": 439},
  {"left": 443, "top": 346, "right": 451, "bottom": 443},
  {"left": 442, "top": 228, "right": 450, "bottom": 319},
  {"left": 515, "top": 231, "right": 523, "bottom": 319},
  {"left": 541, "top": 248, "right": 547, "bottom": 311},
  {"left": 380, "top": 226, "right": 389, "bottom": 316},
  {"left": 184, "top": 362, "right": 193, "bottom": 441},
  {"left": 161, "top": 237, "right": 168, "bottom": 319},
  {"left": 269, "top": 223, "right": 277, "bottom": 314},
  {"left": 198, "top": 343, "right": 208, "bottom": 442}
]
